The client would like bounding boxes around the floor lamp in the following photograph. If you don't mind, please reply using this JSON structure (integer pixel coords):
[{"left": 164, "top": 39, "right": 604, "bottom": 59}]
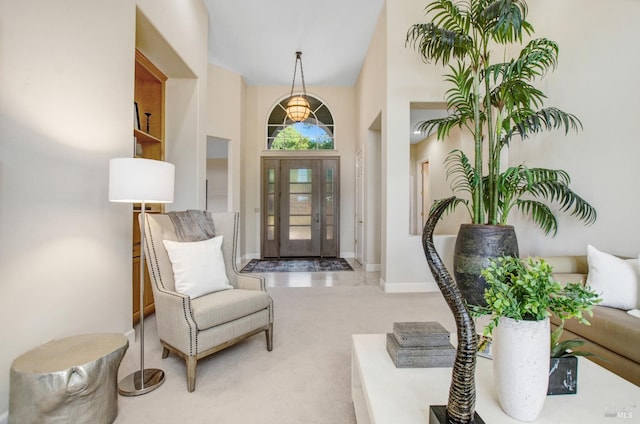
[{"left": 109, "top": 157, "right": 175, "bottom": 396}]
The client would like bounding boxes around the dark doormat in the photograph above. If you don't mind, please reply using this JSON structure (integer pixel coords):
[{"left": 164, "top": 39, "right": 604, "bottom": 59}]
[{"left": 240, "top": 258, "right": 354, "bottom": 273}]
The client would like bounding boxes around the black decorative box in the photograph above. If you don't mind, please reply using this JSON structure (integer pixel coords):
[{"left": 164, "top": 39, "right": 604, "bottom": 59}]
[{"left": 548, "top": 356, "right": 578, "bottom": 395}]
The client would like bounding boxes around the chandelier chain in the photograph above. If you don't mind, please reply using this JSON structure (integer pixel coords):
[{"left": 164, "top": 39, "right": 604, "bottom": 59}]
[{"left": 289, "top": 51, "right": 307, "bottom": 98}]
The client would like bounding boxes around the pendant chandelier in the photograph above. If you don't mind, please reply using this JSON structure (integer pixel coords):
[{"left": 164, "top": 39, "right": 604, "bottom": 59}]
[{"left": 286, "top": 51, "right": 311, "bottom": 122}]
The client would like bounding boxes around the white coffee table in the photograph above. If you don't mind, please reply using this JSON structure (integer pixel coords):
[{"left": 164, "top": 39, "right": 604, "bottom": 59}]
[{"left": 352, "top": 334, "right": 640, "bottom": 424}]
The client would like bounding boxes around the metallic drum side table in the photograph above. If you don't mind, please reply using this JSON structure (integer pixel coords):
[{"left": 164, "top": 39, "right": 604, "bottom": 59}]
[{"left": 9, "top": 333, "right": 129, "bottom": 424}]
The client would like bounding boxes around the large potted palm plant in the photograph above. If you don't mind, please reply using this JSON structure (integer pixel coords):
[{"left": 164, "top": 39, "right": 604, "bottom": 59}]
[{"left": 407, "top": 0, "right": 596, "bottom": 306}]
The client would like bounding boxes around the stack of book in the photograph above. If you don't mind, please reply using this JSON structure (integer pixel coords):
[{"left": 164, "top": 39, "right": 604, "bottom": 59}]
[{"left": 386, "top": 322, "right": 456, "bottom": 368}]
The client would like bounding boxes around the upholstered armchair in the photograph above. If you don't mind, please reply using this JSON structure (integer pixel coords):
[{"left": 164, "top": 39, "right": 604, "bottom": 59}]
[{"left": 143, "top": 211, "right": 273, "bottom": 392}]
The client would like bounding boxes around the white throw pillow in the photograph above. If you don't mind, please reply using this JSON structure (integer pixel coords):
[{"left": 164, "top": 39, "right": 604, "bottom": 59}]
[
  {"left": 162, "top": 236, "right": 232, "bottom": 299},
  {"left": 586, "top": 245, "right": 639, "bottom": 310}
]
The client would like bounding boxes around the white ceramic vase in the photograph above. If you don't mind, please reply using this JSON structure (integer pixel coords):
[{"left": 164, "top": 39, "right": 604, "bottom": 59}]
[{"left": 493, "top": 316, "right": 550, "bottom": 422}]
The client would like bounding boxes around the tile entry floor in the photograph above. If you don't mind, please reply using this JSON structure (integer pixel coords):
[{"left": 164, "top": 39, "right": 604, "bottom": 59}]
[{"left": 240, "top": 258, "right": 380, "bottom": 288}]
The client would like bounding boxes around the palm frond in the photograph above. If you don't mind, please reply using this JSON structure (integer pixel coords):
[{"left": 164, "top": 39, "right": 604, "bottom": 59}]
[
  {"left": 486, "top": 38, "right": 559, "bottom": 84},
  {"left": 480, "top": 0, "right": 533, "bottom": 43},
  {"left": 493, "top": 80, "right": 546, "bottom": 111},
  {"left": 444, "top": 62, "right": 475, "bottom": 115},
  {"left": 427, "top": 0, "right": 470, "bottom": 34},
  {"left": 527, "top": 177, "right": 597, "bottom": 225},
  {"left": 511, "top": 107, "right": 582, "bottom": 140},
  {"left": 515, "top": 199, "right": 558, "bottom": 235},
  {"left": 550, "top": 323, "right": 564, "bottom": 354},
  {"left": 494, "top": 166, "right": 596, "bottom": 233},
  {"left": 429, "top": 196, "right": 470, "bottom": 222},
  {"left": 515, "top": 107, "right": 582, "bottom": 138},
  {"left": 495, "top": 166, "right": 525, "bottom": 192},
  {"left": 511, "top": 38, "right": 559, "bottom": 79},
  {"left": 445, "top": 149, "right": 478, "bottom": 196},
  {"left": 406, "top": 23, "right": 473, "bottom": 66},
  {"left": 414, "top": 114, "right": 466, "bottom": 139}
]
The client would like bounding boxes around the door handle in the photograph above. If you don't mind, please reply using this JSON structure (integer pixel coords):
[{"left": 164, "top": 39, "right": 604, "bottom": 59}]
[{"left": 315, "top": 213, "right": 320, "bottom": 223}]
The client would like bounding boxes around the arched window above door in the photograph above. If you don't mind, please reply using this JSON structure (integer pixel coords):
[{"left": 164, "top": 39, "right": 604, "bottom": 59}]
[{"left": 266, "top": 95, "right": 335, "bottom": 150}]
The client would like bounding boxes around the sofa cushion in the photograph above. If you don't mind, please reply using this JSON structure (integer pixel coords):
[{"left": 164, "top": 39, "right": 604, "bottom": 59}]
[
  {"left": 586, "top": 245, "right": 639, "bottom": 310},
  {"left": 544, "top": 255, "right": 589, "bottom": 275},
  {"left": 563, "top": 305, "right": 640, "bottom": 365},
  {"left": 551, "top": 273, "right": 587, "bottom": 286},
  {"left": 190, "top": 289, "right": 271, "bottom": 330},
  {"left": 541, "top": 255, "right": 587, "bottom": 286}
]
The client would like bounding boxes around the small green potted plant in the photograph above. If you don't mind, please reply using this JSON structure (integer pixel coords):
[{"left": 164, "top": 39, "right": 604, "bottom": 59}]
[
  {"left": 471, "top": 256, "right": 600, "bottom": 420},
  {"left": 474, "top": 256, "right": 601, "bottom": 335}
]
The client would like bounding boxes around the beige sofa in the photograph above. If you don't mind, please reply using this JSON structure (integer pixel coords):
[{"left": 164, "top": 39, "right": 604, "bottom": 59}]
[{"left": 542, "top": 256, "right": 640, "bottom": 387}]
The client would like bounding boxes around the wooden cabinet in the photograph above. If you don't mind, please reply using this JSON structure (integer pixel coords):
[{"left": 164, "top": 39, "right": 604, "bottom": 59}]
[
  {"left": 134, "top": 49, "right": 165, "bottom": 162},
  {"left": 132, "top": 49, "right": 167, "bottom": 325}
]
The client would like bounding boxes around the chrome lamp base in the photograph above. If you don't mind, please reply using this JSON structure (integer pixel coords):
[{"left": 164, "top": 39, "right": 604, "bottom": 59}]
[{"left": 118, "top": 368, "right": 165, "bottom": 396}]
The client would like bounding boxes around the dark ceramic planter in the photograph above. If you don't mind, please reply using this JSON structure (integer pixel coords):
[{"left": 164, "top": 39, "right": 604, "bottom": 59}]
[
  {"left": 548, "top": 356, "right": 578, "bottom": 395},
  {"left": 453, "top": 224, "right": 519, "bottom": 307}
]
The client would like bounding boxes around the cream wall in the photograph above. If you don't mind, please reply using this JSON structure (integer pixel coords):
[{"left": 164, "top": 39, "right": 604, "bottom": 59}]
[
  {"left": 355, "top": 2, "right": 387, "bottom": 272},
  {"left": 0, "top": 0, "right": 207, "bottom": 416},
  {"left": 508, "top": 0, "right": 640, "bottom": 258},
  {"left": 207, "top": 64, "right": 245, "bottom": 216},
  {"left": 377, "top": 0, "right": 454, "bottom": 290},
  {"left": 206, "top": 158, "right": 229, "bottom": 212}
]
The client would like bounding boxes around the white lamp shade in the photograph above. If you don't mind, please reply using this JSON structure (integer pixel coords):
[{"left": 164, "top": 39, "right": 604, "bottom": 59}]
[{"left": 109, "top": 158, "right": 175, "bottom": 203}]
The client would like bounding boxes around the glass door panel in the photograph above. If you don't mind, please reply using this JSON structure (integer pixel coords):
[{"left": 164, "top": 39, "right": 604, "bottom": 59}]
[
  {"left": 261, "top": 160, "right": 280, "bottom": 258},
  {"left": 280, "top": 161, "right": 321, "bottom": 256},
  {"left": 321, "top": 160, "right": 338, "bottom": 256}
]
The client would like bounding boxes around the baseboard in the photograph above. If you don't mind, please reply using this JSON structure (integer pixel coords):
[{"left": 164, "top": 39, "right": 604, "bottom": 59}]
[
  {"left": 364, "top": 263, "right": 380, "bottom": 272},
  {"left": 381, "top": 281, "right": 440, "bottom": 293},
  {"left": 242, "top": 253, "right": 260, "bottom": 263},
  {"left": 0, "top": 410, "right": 8, "bottom": 424}
]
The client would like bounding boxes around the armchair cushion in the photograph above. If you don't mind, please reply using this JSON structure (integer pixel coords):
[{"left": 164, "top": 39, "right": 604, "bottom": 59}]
[
  {"left": 190, "top": 289, "right": 271, "bottom": 330},
  {"left": 162, "top": 236, "right": 232, "bottom": 299}
]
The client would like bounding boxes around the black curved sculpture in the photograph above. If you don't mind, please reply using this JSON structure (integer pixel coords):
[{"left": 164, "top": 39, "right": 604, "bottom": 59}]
[{"left": 422, "top": 197, "right": 479, "bottom": 424}]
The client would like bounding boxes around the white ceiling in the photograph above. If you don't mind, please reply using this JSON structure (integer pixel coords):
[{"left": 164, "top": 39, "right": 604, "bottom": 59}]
[
  {"left": 203, "top": 0, "right": 384, "bottom": 86},
  {"left": 202, "top": 0, "right": 448, "bottom": 146}
]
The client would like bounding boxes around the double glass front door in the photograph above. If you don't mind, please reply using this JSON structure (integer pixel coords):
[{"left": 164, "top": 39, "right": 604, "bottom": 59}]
[{"left": 262, "top": 157, "right": 339, "bottom": 258}]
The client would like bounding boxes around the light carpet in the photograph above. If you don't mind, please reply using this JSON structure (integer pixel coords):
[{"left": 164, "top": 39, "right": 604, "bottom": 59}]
[{"left": 115, "top": 285, "right": 454, "bottom": 424}]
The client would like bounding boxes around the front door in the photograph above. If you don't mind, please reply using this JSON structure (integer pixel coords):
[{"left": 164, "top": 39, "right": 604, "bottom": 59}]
[{"left": 262, "top": 157, "right": 339, "bottom": 258}]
